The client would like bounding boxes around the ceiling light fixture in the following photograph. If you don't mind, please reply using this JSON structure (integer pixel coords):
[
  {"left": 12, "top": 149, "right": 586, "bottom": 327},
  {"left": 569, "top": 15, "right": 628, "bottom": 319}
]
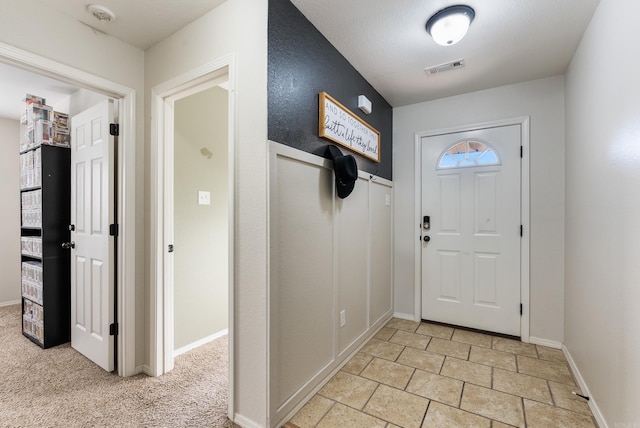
[
  {"left": 86, "top": 4, "right": 117, "bottom": 23},
  {"left": 426, "top": 5, "right": 475, "bottom": 46}
]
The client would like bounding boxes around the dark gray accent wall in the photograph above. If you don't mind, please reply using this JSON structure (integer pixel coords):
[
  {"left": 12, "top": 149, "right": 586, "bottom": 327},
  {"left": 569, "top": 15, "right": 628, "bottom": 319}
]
[{"left": 268, "top": 0, "right": 393, "bottom": 180}]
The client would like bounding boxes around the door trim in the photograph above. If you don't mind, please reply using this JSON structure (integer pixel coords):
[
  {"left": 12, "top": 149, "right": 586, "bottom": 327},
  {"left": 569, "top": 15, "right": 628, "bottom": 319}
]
[
  {"left": 0, "top": 42, "right": 137, "bottom": 375},
  {"left": 414, "top": 117, "right": 530, "bottom": 342},
  {"left": 149, "top": 54, "right": 236, "bottom": 419}
]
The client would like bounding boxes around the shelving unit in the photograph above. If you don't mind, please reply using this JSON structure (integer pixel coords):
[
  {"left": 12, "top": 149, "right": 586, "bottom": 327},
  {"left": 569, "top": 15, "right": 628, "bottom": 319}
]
[{"left": 19, "top": 95, "right": 71, "bottom": 348}]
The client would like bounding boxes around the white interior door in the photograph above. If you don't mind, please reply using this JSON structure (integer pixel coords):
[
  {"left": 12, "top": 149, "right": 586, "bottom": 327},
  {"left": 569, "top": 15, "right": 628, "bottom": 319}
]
[
  {"left": 70, "top": 99, "right": 115, "bottom": 371},
  {"left": 421, "top": 125, "right": 521, "bottom": 336}
]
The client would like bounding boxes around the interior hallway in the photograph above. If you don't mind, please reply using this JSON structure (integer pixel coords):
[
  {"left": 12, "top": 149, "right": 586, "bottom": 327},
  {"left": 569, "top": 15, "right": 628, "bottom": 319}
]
[{"left": 286, "top": 318, "right": 596, "bottom": 427}]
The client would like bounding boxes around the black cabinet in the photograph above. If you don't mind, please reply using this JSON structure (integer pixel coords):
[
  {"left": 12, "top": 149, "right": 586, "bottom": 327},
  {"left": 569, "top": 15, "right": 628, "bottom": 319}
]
[{"left": 20, "top": 144, "right": 70, "bottom": 348}]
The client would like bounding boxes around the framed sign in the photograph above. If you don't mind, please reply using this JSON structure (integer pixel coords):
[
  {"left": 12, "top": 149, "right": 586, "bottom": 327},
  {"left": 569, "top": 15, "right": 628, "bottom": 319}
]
[{"left": 319, "top": 92, "right": 381, "bottom": 162}]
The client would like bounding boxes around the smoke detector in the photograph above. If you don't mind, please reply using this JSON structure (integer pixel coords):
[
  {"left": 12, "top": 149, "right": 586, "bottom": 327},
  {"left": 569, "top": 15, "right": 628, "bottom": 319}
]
[
  {"left": 425, "top": 59, "right": 465, "bottom": 75},
  {"left": 86, "top": 4, "right": 117, "bottom": 23}
]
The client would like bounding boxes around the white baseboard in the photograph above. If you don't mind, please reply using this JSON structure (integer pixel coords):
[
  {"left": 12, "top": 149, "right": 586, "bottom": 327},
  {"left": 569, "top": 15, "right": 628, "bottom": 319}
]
[
  {"left": 0, "top": 299, "right": 21, "bottom": 307},
  {"left": 562, "top": 344, "right": 608, "bottom": 428},
  {"left": 140, "top": 365, "right": 152, "bottom": 376},
  {"left": 233, "top": 414, "right": 262, "bottom": 428},
  {"left": 393, "top": 311, "right": 418, "bottom": 321},
  {"left": 173, "top": 329, "right": 228, "bottom": 357},
  {"left": 529, "top": 336, "right": 562, "bottom": 349}
]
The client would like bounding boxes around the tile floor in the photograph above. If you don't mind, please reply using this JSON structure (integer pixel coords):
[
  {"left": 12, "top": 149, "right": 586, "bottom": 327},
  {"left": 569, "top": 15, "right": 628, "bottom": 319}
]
[{"left": 285, "top": 318, "right": 597, "bottom": 428}]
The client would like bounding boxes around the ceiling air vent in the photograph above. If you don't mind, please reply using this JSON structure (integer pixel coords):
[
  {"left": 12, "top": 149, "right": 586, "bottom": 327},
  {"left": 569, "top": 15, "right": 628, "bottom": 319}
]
[{"left": 425, "top": 59, "right": 465, "bottom": 75}]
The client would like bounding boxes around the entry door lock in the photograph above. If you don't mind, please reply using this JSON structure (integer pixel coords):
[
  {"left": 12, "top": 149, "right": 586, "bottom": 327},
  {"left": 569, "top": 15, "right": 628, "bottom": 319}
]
[{"left": 423, "top": 215, "right": 430, "bottom": 230}]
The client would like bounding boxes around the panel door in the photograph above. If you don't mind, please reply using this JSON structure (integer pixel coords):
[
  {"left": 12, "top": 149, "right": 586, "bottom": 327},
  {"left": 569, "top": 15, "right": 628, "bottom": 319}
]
[
  {"left": 421, "top": 125, "right": 521, "bottom": 336},
  {"left": 70, "top": 99, "right": 115, "bottom": 371}
]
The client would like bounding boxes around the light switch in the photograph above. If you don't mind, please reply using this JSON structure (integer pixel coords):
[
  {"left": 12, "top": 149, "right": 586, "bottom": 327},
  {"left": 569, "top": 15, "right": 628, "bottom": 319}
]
[
  {"left": 198, "top": 191, "right": 211, "bottom": 205},
  {"left": 385, "top": 194, "right": 391, "bottom": 206}
]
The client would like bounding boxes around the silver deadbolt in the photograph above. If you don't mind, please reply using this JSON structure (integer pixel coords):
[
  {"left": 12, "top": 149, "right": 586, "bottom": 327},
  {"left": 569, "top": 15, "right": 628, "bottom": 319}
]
[{"left": 61, "top": 241, "right": 75, "bottom": 249}]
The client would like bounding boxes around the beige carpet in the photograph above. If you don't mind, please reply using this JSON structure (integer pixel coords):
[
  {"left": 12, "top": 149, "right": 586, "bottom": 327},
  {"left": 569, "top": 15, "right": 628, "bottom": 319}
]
[{"left": 0, "top": 304, "right": 238, "bottom": 428}]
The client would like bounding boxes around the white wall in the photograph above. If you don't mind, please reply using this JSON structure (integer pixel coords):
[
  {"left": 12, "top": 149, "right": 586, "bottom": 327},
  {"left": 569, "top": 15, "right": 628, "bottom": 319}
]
[
  {"left": 0, "top": 117, "right": 20, "bottom": 305},
  {"left": 144, "top": 1, "right": 268, "bottom": 425},
  {"left": 0, "top": 0, "right": 146, "bottom": 368},
  {"left": 62, "top": 89, "right": 109, "bottom": 118},
  {"left": 393, "top": 76, "right": 565, "bottom": 343},
  {"left": 564, "top": 0, "right": 640, "bottom": 424},
  {"left": 174, "top": 87, "right": 228, "bottom": 350}
]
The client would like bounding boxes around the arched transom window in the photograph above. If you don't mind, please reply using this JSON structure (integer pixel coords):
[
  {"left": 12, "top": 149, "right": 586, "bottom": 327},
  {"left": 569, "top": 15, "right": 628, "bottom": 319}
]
[{"left": 437, "top": 140, "right": 501, "bottom": 169}]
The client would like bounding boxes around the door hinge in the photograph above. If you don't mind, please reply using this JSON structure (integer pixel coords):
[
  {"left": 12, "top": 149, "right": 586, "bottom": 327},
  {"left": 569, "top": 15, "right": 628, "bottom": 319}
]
[
  {"left": 168, "top": 244, "right": 174, "bottom": 253},
  {"left": 520, "top": 225, "right": 523, "bottom": 237},
  {"left": 109, "top": 323, "right": 118, "bottom": 336},
  {"left": 109, "top": 123, "right": 119, "bottom": 136},
  {"left": 520, "top": 146, "right": 523, "bottom": 158},
  {"left": 520, "top": 303, "right": 523, "bottom": 316},
  {"left": 109, "top": 224, "right": 118, "bottom": 236}
]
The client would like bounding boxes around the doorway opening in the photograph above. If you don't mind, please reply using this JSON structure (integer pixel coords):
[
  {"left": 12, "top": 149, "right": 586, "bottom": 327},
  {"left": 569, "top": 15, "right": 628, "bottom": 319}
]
[
  {"left": 172, "top": 85, "right": 229, "bottom": 358},
  {"left": 0, "top": 42, "right": 137, "bottom": 376},
  {"left": 150, "top": 56, "right": 235, "bottom": 420}
]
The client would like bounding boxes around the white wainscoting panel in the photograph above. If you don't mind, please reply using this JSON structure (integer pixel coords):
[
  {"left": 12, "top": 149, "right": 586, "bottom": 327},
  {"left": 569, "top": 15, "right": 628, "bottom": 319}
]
[
  {"left": 269, "top": 151, "right": 335, "bottom": 410},
  {"left": 337, "top": 175, "right": 369, "bottom": 354},
  {"left": 369, "top": 179, "right": 394, "bottom": 325},
  {"left": 268, "top": 142, "right": 393, "bottom": 426}
]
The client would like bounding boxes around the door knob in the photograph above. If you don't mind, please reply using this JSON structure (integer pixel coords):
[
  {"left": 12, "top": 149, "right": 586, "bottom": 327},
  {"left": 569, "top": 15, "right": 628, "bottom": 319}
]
[
  {"left": 61, "top": 241, "right": 75, "bottom": 249},
  {"left": 423, "top": 235, "right": 431, "bottom": 242}
]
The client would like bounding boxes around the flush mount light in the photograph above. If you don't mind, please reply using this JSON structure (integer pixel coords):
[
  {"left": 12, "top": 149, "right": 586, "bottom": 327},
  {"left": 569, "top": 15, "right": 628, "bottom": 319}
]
[
  {"left": 86, "top": 4, "right": 117, "bottom": 23},
  {"left": 426, "top": 5, "right": 475, "bottom": 46}
]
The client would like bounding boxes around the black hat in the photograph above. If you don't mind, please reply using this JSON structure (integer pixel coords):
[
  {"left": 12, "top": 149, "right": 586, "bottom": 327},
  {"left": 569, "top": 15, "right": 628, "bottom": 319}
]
[{"left": 326, "top": 145, "right": 358, "bottom": 199}]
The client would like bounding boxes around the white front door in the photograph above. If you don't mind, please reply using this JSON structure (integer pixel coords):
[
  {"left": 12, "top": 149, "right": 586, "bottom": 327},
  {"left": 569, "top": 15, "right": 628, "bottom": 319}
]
[
  {"left": 70, "top": 100, "right": 115, "bottom": 371},
  {"left": 421, "top": 124, "right": 521, "bottom": 336}
]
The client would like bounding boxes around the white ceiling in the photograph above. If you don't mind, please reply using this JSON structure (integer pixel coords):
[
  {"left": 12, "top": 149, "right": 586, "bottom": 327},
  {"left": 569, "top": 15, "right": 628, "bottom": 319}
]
[
  {"left": 0, "top": 0, "right": 600, "bottom": 120},
  {"left": 290, "top": 0, "right": 600, "bottom": 106},
  {"left": 33, "top": 0, "right": 228, "bottom": 51}
]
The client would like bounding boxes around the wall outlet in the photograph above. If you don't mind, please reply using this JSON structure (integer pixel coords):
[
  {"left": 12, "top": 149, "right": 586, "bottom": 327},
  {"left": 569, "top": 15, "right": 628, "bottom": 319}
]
[
  {"left": 340, "top": 310, "right": 346, "bottom": 327},
  {"left": 198, "top": 190, "right": 211, "bottom": 205}
]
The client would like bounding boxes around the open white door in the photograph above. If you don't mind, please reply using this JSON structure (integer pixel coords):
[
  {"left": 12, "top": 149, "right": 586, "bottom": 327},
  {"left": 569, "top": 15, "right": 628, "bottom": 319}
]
[
  {"left": 421, "top": 124, "right": 521, "bottom": 336},
  {"left": 70, "top": 99, "right": 115, "bottom": 371}
]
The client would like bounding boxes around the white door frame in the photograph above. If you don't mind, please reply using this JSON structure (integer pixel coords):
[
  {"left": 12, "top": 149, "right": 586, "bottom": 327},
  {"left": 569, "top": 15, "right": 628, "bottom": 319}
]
[
  {"left": 150, "top": 55, "right": 236, "bottom": 418},
  {"left": 414, "top": 117, "right": 530, "bottom": 342},
  {"left": 0, "top": 42, "right": 137, "bottom": 375}
]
